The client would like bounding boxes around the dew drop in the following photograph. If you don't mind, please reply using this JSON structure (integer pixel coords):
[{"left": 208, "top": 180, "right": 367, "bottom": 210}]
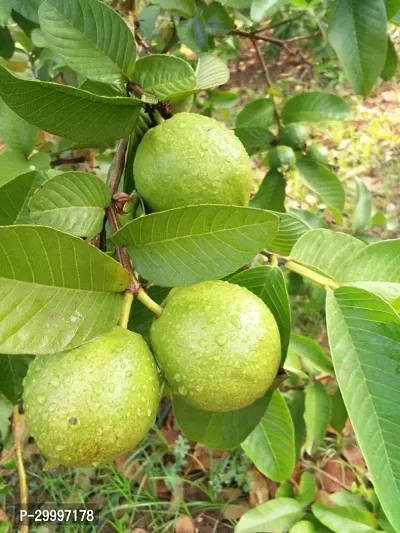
[
  {"left": 147, "top": 409, "right": 152, "bottom": 417},
  {"left": 216, "top": 334, "right": 227, "bottom": 346},
  {"left": 199, "top": 340, "right": 207, "bottom": 349},
  {"left": 231, "top": 316, "right": 242, "bottom": 329},
  {"left": 174, "top": 373, "right": 182, "bottom": 383},
  {"left": 37, "top": 395, "right": 46, "bottom": 405},
  {"left": 55, "top": 444, "right": 65, "bottom": 452},
  {"left": 178, "top": 385, "right": 187, "bottom": 395},
  {"left": 50, "top": 377, "right": 60, "bottom": 388}
]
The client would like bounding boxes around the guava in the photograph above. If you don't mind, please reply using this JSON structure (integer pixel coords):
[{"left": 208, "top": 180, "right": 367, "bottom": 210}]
[
  {"left": 150, "top": 281, "right": 281, "bottom": 412},
  {"left": 134, "top": 113, "right": 252, "bottom": 212},
  {"left": 308, "top": 144, "right": 329, "bottom": 165},
  {"left": 269, "top": 145, "right": 297, "bottom": 170},
  {"left": 279, "top": 124, "right": 309, "bottom": 149},
  {"left": 23, "top": 327, "right": 160, "bottom": 467}
]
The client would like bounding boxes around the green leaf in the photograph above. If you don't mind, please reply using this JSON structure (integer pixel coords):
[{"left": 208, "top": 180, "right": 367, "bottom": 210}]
[
  {"left": 234, "top": 126, "right": 274, "bottom": 155},
  {"left": 268, "top": 212, "right": 310, "bottom": 256},
  {"left": 330, "top": 387, "right": 348, "bottom": 433},
  {"left": 250, "top": 0, "right": 288, "bottom": 23},
  {"left": 242, "top": 390, "right": 295, "bottom": 482},
  {"left": 386, "top": 0, "right": 400, "bottom": 18},
  {"left": 342, "top": 239, "right": 400, "bottom": 302},
  {"left": 329, "top": 492, "right": 368, "bottom": 511},
  {"left": 0, "top": 170, "right": 45, "bottom": 225},
  {"left": 0, "top": 225, "right": 130, "bottom": 355},
  {"left": 133, "top": 55, "right": 196, "bottom": 100},
  {"left": 288, "top": 390, "right": 306, "bottom": 459},
  {"left": 328, "top": 0, "right": 388, "bottom": 96},
  {"left": 236, "top": 98, "right": 275, "bottom": 128},
  {"left": 39, "top": 0, "right": 136, "bottom": 84},
  {"left": 381, "top": 37, "right": 398, "bottom": 81},
  {"left": 281, "top": 92, "right": 350, "bottom": 124},
  {"left": 295, "top": 155, "right": 345, "bottom": 212},
  {"left": 0, "top": 66, "right": 142, "bottom": 143},
  {"left": 12, "top": 0, "right": 43, "bottom": 23},
  {"left": 0, "top": 354, "right": 32, "bottom": 404},
  {"left": 28, "top": 171, "right": 110, "bottom": 237},
  {"left": 173, "top": 391, "right": 272, "bottom": 449},
  {"left": 236, "top": 498, "right": 305, "bottom": 533},
  {"left": 177, "top": 14, "right": 209, "bottom": 53},
  {"left": 250, "top": 170, "right": 286, "bottom": 212},
  {"left": 138, "top": 5, "right": 160, "bottom": 43},
  {"left": 112, "top": 206, "right": 280, "bottom": 287},
  {"left": 0, "top": 395, "right": 12, "bottom": 440},
  {"left": 312, "top": 503, "right": 379, "bottom": 533},
  {"left": 0, "top": 98, "right": 38, "bottom": 156},
  {"left": 0, "top": 0, "right": 12, "bottom": 26},
  {"left": 296, "top": 471, "right": 316, "bottom": 506},
  {"left": 327, "top": 287, "right": 400, "bottom": 532},
  {"left": 202, "top": 2, "right": 234, "bottom": 34},
  {"left": 128, "top": 286, "right": 170, "bottom": 344},
  {"left": 290, "top": 229, "right": 366, "bottom": 282},
  {"left": 0, "top": 152, "right": 33, "bottom": 185},
  {"left": 0, "top": 27, "right": 15, "bottom": 60},
  {"left": 304, "top": 381, "right": 331, "bottom": 454},
  {"left": 152, "top": 0, "right": 195, "bottom": 18},
  {"left": 219, "top": 0, "right": 251, "bottom": 8},
  {"left": 229, "top": 266, "right": 292, "bottom": 360},
  {"left": 289, "top": 334, "right": 334, "bottom": 376},
  {"left": 195, "top": 54, "right": 230, "bottom": 89},
  {"left": 79, "top": 79, "right": 124, "bottom": 97},
  {"left": 353, "top": 178, "right": 372, "bottom": 233}
]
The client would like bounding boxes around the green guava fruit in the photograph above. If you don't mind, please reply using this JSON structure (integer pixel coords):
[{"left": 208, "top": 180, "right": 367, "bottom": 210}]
[
  {"left": 134, "top": 113, "right": 252, "bottom": 212},
  {"left": 268, "top": 145, "right": 297, "bottom": 170},
  {"left": 279, "top": 124, "right": 309, "bottom": 148},
  {"left": 23, "top": 327, "right": 160, "bottom": 467},
  {"left": 308, "top": 144, "right": 329, "bottom": 165},
  {"left": 150, "top": 281, "right": 281, "bottom": 412}
]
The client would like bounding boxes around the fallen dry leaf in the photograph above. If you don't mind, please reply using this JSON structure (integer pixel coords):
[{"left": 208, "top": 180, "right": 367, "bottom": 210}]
[
  {"left": 321, "top": 458, "right": 355, "bottom": 492},
  {"left": 249, "top": 469, "right": 269, "bottom": 507},
  {"left": 224, "top": 499, "right": 250, "bottom": 520},
  {"left": 175, "top": 515, "right": 195, "bottom": 533}
]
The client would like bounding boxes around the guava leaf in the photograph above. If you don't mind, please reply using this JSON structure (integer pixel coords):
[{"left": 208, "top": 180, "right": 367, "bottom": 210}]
[
  {"left": 328, "top": 0, "right": 387, "bottom": 96},
  {"left": 113, "top": 205, "right": 280, "bottom": 287},
  {"left": 381, "top": 37, "right": 398, "bottom": 81},
  {"left": 195, "top": 53, "right": 230, "bottom": 89},
  {"left": 268, "top": 212, "right": 310, "bottom": 256},
  {"left": 0, "top": 225, "right": 130, "bottom": 355},
  {"left": 0, "top": 66, "right": 142, "bottom": 143},
  {"left": 0, "top": 152, "right": 35, "bottom": 187},
  {"left": 236, "top": 498, "right": 305, "bottom": 533},
  {"left": 0, "top": 97, "right": 38, "bottom": 155},
  {"left": 229, "top": 266, "right": 291, "bottom": 360},
  {"left": 0, "top": 354, "right": 32, "bottom": 404},
  {"left": 152, "top": 0, "right": 195, "bottom": 18},
  {"left": 295, "top": 155, "right": 345, "bottom": 212},
  {"left": 304, "top": 381, "right": 331, "bottom": 454},
  {"left": 312, "top": 503, "right": 378, "bottom": 533},
  {"left": 353, "top": 178, "right": 372, "bottom": 233},
  {"left": 0, "top": 170, "right": 45, "bottom": 225},
  {"left": 132, "top": 55, "right": 196, "bottom": 100},
  {"left": 128, "top": 286, "right": 170, "bottom": 344},
  {"left": 173, "top": 391, "right": 272, "bottom": 449},
  {"left": 202, "top": 2, "right": 234, "bottom": 35},
  {"left": 289, "top": 334, "right": 334, "bottom": 376},
  {"left": 0, "top": 0, "right": 12, "bottom": 26},
  {"left": 296, "top": 471, "right": 316, "bottom": 506},
  {"left": 281, "top": 92, "right": 350, "bottom": 124},
  {"left": 242, "top": 390, "right": 295, "bottom": 482},
  {"left": 39, "top": 0, "right": 136, "bottom": 84},
  {"left": 326, "top": 287, "right": 400, "bottom": 533},
  {"left": 250, "top": 170, "right": 286, "bottom": 212},
  {"left": 0, "top": 26, "right": 14, "bottom": 60},
  {"left": 12, "top": 0, "right": 43, "bottom": 23},
  {"left": 29, "top": 171, "right": 111, "bottom": 237}
]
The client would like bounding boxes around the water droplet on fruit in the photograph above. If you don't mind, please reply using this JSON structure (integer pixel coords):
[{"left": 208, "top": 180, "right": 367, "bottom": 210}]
[
  {"left": 231, "top": 316, "right": 241, "bottom": 329},
  {"left": 55, "top": 444, "right": 64, "bottom": 452},
  {"left": 147, "top": 409, "right": 152, "bottom": 417},
  {"left": 37, "top": 395, "right": 46, "bottom": 405},
  {"left": 216, "top": 334, "right": 227, "bottom": 346},
  {"left": 199, "top": 340, "right": 207, "bottom": 348},
  {"left": 195, "top": 385, "right": 203, "bottom": 392},
  {"left": 50, "top": 377, "right": 60, "bottom": 387},
  {"left": 178, "top": 386, "right": 187, "bottom": 395},
  {"left": 174, "top": 373, "right": 182, "bottom": 382}
]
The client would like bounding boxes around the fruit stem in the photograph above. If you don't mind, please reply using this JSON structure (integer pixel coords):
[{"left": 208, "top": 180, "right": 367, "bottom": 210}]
[
  {"left": 153, "top": 111, "right": 165, "bottom": 125},
  {"left": 118, "top": 291, "right": 134, "bottom": 328},
  {"left": 137, "top": 287, "right": 163, "bottom": 317},
  {"left": 285, "top": 260, "right": 340, "bottom": 290},
  {"left": 12, "top": 406, "right": 29, "bottom": 533}
]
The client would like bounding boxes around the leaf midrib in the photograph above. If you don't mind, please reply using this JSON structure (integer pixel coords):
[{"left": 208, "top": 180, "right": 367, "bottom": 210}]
[{"left": 0, "top": 275, "right": 123, "bottom": 294}]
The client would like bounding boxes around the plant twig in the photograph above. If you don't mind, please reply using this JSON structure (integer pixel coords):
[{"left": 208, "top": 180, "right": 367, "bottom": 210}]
[
  {"left": 109, "top": 139, "right": 129, "bottom": 195},
  {"left": 302, "top": 460, "right": 352, "bottom": 491},
  {"left": 253, "top": 40, "right": 282, "bottom": 132},
  {"left": 119, "top": 291, "right": 134, "bottom": 328},
  {"left": 50, "top": 156, "right": 87, "bottom": 168},
  {"left": 137, "top": 288, "right": 163, "bottom": 317},
  {"left": 162, "top": 25, "right": 177, "bottom": 54},
  {"left": 135, "top": 32, "right": 153, "bottom": 55},
  {"left": 285, "top": 260, "right": 340, "bottom": 290},
  {"left": 12, "top": 406, "right": 29, "bottom": 533}
]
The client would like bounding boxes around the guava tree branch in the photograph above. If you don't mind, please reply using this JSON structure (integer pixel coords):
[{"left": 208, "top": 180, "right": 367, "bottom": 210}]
[
  {"left": 284, "top": 260, "right": 340, "bottom": 290},
  {"left": 12, "top": 406, "right": 29, "bottom": 533}
]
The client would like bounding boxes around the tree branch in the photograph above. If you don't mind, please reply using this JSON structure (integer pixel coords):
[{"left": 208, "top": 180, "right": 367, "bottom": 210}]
[
  {"left": 109, "top": 138, "right": 129, "bottom": 195},
  {"left": 13, "top": 406, "right": 29, "bottom": 533}
]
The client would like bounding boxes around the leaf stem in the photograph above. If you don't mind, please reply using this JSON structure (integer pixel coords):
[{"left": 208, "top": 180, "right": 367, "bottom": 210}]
[
  {"left": 118, "top": 291, "right": 134, "bottom": 328},
  {"left": 285, "top": 260, "right": 340, "bottom": 290},
  {"left": 12, "top": 406, "right": 29, "bottom": 533},
  {"left": 137, "top": 288, "right": 163, "bottom": 318}
]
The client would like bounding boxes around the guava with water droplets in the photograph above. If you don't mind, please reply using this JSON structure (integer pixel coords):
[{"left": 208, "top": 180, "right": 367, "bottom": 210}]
[
  {"left": 150, "top": 281, "right": 281, "bottom": 412},
  {"left": 23, "top": 328, "right": 160, "bottom": 467},
  {"left": 268, "top": 146, "right": 297, "bottom": 170},
  {"left": 279, "top": 124, "right": 309, "bottom": 149},
  {"left": 133, "top": 113, "right": 252, "bottom": 212}
]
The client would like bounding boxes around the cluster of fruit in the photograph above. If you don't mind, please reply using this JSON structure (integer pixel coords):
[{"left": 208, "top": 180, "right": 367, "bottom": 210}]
[{"left": 23, "top": 113, "right": 281, "bottom": 467}]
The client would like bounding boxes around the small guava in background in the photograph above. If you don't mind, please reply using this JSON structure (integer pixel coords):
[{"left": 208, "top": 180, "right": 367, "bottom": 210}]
[
  {"left": 134, "top": 113, "right": 252, "bottom": 212},
  {"left": 308, "top": 144, "right": 329, "bottom": 165},
  {"left": 268, "top": 145, "right": 297, "bottom": 170},
  {"left": 150, "top": 280, "right": 281, "bottom": 412},
  {"left": 279, "top": 123, "right": 309, "bottom": 149},
  {"left": 23, "top": 328, "right": 160, "bottom": 467}
]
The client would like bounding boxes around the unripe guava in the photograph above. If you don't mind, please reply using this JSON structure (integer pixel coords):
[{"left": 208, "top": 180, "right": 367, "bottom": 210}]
[
  {"left": 308, "top": 144, "right": 329, "bottom": 165},
  {"left": 150, "top": 281, "right": 281, "bottom": 412},
  {"left": 23, "top": 328, "right": 160, "bottom": 467},
  {"left": 279, "top": 124, "right": 309, "bottom": 148},
  {"left": 269, "top": 146, "right": 297, "bottom": 170},
  {"left": 134, "top": 113, "right": 252, "bottom": 212}
]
